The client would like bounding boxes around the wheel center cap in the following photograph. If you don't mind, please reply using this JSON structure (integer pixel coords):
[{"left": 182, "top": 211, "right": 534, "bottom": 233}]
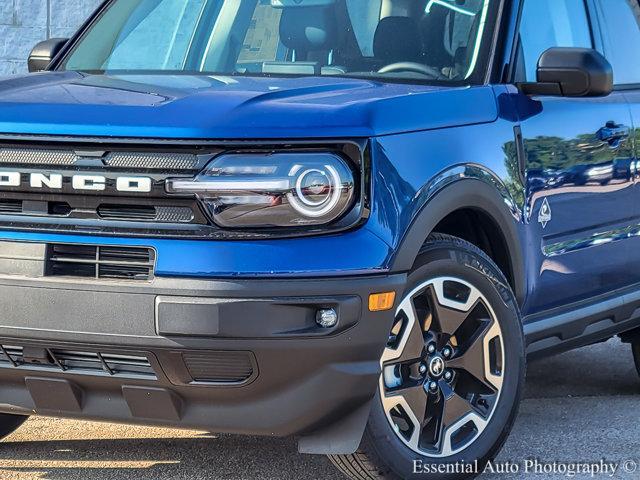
[{"left": 429, "top": 356, "right": 445, "bottom": 378}]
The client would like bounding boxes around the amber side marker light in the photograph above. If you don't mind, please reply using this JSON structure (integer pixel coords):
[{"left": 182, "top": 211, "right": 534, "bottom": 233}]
[{"left": 369, "top": 292, "right": 396, "bottom": 312}]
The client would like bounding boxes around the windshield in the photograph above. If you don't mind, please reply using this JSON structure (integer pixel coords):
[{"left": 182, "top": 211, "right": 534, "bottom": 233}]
[{"left": 60, "top": 0, "right": 498, "bottom": 84}]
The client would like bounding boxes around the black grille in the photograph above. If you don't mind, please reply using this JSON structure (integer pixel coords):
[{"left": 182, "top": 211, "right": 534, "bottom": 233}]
[
  {"left": 103, "top": 151, "right": 200, "bottom": 170},
  {"left": 0, "top": 199, "right": 73, "bottom": 216},
  {"left": 0, "top": 148, "right": 77, "bottom": 165},
  {"left": 46, "top": 244, "right": 155, "bottom": 281},
  {"left": 0, "top": 198, "right": 197, "bottom": 223},
  {"left": 0, "top": 140, "right": 361, "bottom": 239},
  {"left": 182, "top": 352, "right": 255, "bottom": 384},
  {"left": 0, "top": 200, "right": 22, "bottom": 214},
  {"left": 0, "top": 145, "right": 208, "bottom": 234},
  {"left": 0, "top": 147, "right": 203, "bottom": 170},
  {"left": 0, "top": 345, "right": 156, "bottom": 379},
  {"left": 98, "top": 205, "right": 157, "bottom": 221},
  {"left": 49, "top": 202, "right": 73, "bottom": 216},
  {"left": 97, "top": 204, "right": 195, "bottom": 223}
]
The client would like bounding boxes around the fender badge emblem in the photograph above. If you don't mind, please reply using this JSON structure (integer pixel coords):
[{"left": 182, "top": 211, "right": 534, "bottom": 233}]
[{"left": 538, "top": 198, "right": 552, "bottom": 229}]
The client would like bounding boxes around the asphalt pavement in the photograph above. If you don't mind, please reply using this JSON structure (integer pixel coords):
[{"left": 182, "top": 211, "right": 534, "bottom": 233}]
[{"left": 1, "top": 338, "right": 639, "bottom": 480}]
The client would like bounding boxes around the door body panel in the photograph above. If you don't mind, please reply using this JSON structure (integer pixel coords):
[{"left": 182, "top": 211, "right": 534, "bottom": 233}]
[
  {"left": 517, "top": 92, "right": 637, "bottom": 316},
  {"left": 626, "top": 89, "right": 640, "bottom": 217}
]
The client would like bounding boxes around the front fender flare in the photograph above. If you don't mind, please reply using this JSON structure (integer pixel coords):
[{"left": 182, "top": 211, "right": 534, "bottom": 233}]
[{"left": 389, "top": 177, "right": 526, "bottom": 305}]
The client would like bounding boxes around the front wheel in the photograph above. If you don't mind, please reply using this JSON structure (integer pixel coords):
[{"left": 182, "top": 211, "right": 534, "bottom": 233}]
[{"left": 330, "top": 234, "right": 525, "bottom": 480}]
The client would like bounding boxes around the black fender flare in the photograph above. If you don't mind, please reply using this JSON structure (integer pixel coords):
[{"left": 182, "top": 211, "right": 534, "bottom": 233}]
[{"left": 389, "top": 178, "right": 527, "bottom": 305}]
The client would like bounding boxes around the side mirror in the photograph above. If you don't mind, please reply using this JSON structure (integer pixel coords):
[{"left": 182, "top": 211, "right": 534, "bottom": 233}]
[
  {"left": 518, "top": 47, "right": 613, "bottom": 98},
  {"left": 28, "top": 38, "right": 69, "bottom": 73}
]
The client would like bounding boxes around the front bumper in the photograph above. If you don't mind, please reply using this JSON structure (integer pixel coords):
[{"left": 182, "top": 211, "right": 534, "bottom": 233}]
[{"left": 0, "top": 272, "right": 405, "bottom": 453}]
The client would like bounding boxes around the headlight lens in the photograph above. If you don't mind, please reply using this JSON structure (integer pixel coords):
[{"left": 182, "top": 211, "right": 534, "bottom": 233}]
[{"left": 166, "top": 153, "right": 356, "bottom": 228}]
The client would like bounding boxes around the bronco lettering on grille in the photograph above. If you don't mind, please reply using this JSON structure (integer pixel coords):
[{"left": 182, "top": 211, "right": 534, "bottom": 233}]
[{"left": 0, "top": 172, "right": 153, "bottom": 193}]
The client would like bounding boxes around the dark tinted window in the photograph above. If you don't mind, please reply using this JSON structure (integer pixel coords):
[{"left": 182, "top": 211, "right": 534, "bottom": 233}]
[
  {"left": 595, "top": 0, "right": 640, "bottom": 85},
  {"left": 61, "top": 0, "right": 499, "bottom": 84},
  {"left": 516, "top": 0, "right": 592, "bottom": 82},
  {"left": 346, "top": 0, "right": 382, "bottom": 57}
]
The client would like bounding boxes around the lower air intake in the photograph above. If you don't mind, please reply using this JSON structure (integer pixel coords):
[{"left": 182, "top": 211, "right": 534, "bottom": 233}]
[
  {"left": 0, "top": 345, "right": 156, "bottom": 380},
  {"left": 46, "top": 244, "right": 155, "bottom": 281},
  {"left": 182, "top": 352, "right": 255, "bottom": 384}
]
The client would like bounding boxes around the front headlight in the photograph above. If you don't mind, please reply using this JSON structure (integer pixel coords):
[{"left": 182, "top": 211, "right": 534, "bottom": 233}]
[{"left": 166, "top": 152, "right": 356, "bottom": 228}]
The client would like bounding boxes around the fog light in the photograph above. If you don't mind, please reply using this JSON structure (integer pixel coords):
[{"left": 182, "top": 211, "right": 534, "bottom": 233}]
[{"left": 316, "top": 308, "right": 338, "bottom": 328}]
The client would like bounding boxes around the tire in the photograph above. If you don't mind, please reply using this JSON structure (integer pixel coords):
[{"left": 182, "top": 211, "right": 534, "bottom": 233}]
[
  {"left": 0, "top": 414, "right": 28, "bottom": 441},
  {"left": 330, "top": 234, "right": 525, "bottom": 480}
]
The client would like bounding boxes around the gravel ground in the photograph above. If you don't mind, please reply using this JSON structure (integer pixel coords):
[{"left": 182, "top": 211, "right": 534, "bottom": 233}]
[{"left": 1, "top": 339, "right": 639, "bottom": 479}]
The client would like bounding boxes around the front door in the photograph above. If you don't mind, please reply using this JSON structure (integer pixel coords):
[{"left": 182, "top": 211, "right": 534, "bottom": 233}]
[{"left": 514, "top": 0, "right": 637, "bottom": 316}]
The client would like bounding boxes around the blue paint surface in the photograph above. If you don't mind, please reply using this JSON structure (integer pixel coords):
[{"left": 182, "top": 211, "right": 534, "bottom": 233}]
[
  {"left": 0, "top": 73, "right": 497, "bottom": 139},
  {"left": 0, "top": 69, "right": 638, "bottom": 320},
  {"left": 0, "top": 227, "right": 393, "bottom": 278}
]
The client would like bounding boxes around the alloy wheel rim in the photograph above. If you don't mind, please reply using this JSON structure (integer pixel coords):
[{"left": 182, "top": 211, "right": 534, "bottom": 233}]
[{"left": 379, "top": 276, "right": 505, "bottom": 458}]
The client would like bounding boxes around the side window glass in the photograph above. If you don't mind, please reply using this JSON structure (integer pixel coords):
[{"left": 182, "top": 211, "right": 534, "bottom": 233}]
[
  {"left": 595, "top": 0, "right": 640, "bottom": 85},
  {"left": 517, "top": 0, "right": 592, "bottom": 82}
]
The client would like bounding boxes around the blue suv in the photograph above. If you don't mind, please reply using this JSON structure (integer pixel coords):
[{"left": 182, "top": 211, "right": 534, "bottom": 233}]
[{"left": 1, "top": 0, "right": 640, "bottom": 478}]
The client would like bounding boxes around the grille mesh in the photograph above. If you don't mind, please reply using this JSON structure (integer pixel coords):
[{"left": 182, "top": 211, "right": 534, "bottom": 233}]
[
  {"left": 97, "top": 205, "right": 195, "bottom": 223},
  {"left": 104, "top": 151, "right": 200, "bottom": 170},
  {"left": 0, "top": 148, "right": 77, "bottom": 165},
  {"left": 0, "top": 147, "right": 200, "bottom": 170},
  {"left": 155, "top": 206, "right": 195, "bottom": 223},
  {"left": 182, "top": 352, "right": 255, "bottom": 384}
]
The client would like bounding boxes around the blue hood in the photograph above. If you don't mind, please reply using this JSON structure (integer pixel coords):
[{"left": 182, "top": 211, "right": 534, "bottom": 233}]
[{"left": 0, "top": 72, "right": 498, "bottom": 139}]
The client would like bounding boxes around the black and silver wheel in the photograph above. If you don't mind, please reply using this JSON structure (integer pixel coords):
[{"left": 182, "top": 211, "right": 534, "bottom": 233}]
[
  {"left": 331, "top": 234, "right": 525, "bottom": 480},
  {"left": 379, "top": 274, "right": 505, "bottom": 458},
  {"left": 0, "top": 413, "right": 28, "bottom": 441}
]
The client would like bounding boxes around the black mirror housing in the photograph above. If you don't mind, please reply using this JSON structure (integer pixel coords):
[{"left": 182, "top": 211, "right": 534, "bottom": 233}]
[
  {"left": 518, "top": 47, "right": 613, "bottom": 98},
  {"left": 28, "top": 38, "right": 69, "bottom": 73}
]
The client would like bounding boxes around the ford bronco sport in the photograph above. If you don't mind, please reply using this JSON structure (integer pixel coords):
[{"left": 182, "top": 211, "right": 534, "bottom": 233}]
[{"left": 1, "top": 0, "right": 640, "bottom": 479}]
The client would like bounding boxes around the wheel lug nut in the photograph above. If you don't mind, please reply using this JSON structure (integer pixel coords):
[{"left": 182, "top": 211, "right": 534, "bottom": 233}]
[
  {"left": 419, "top": 364, "right": 427, "bottom": 375},
  {"left": 443, "top": 347, "right": 452, "bottom": 358},
  {"left": 444, "top": 370, "right": 453, "bottom": 381},
  {"left": 427, "top": 344, "right": 436, "bottom": 354},
  {"left": 429, "top": 381, "right": 438, "bottom": 392}
]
